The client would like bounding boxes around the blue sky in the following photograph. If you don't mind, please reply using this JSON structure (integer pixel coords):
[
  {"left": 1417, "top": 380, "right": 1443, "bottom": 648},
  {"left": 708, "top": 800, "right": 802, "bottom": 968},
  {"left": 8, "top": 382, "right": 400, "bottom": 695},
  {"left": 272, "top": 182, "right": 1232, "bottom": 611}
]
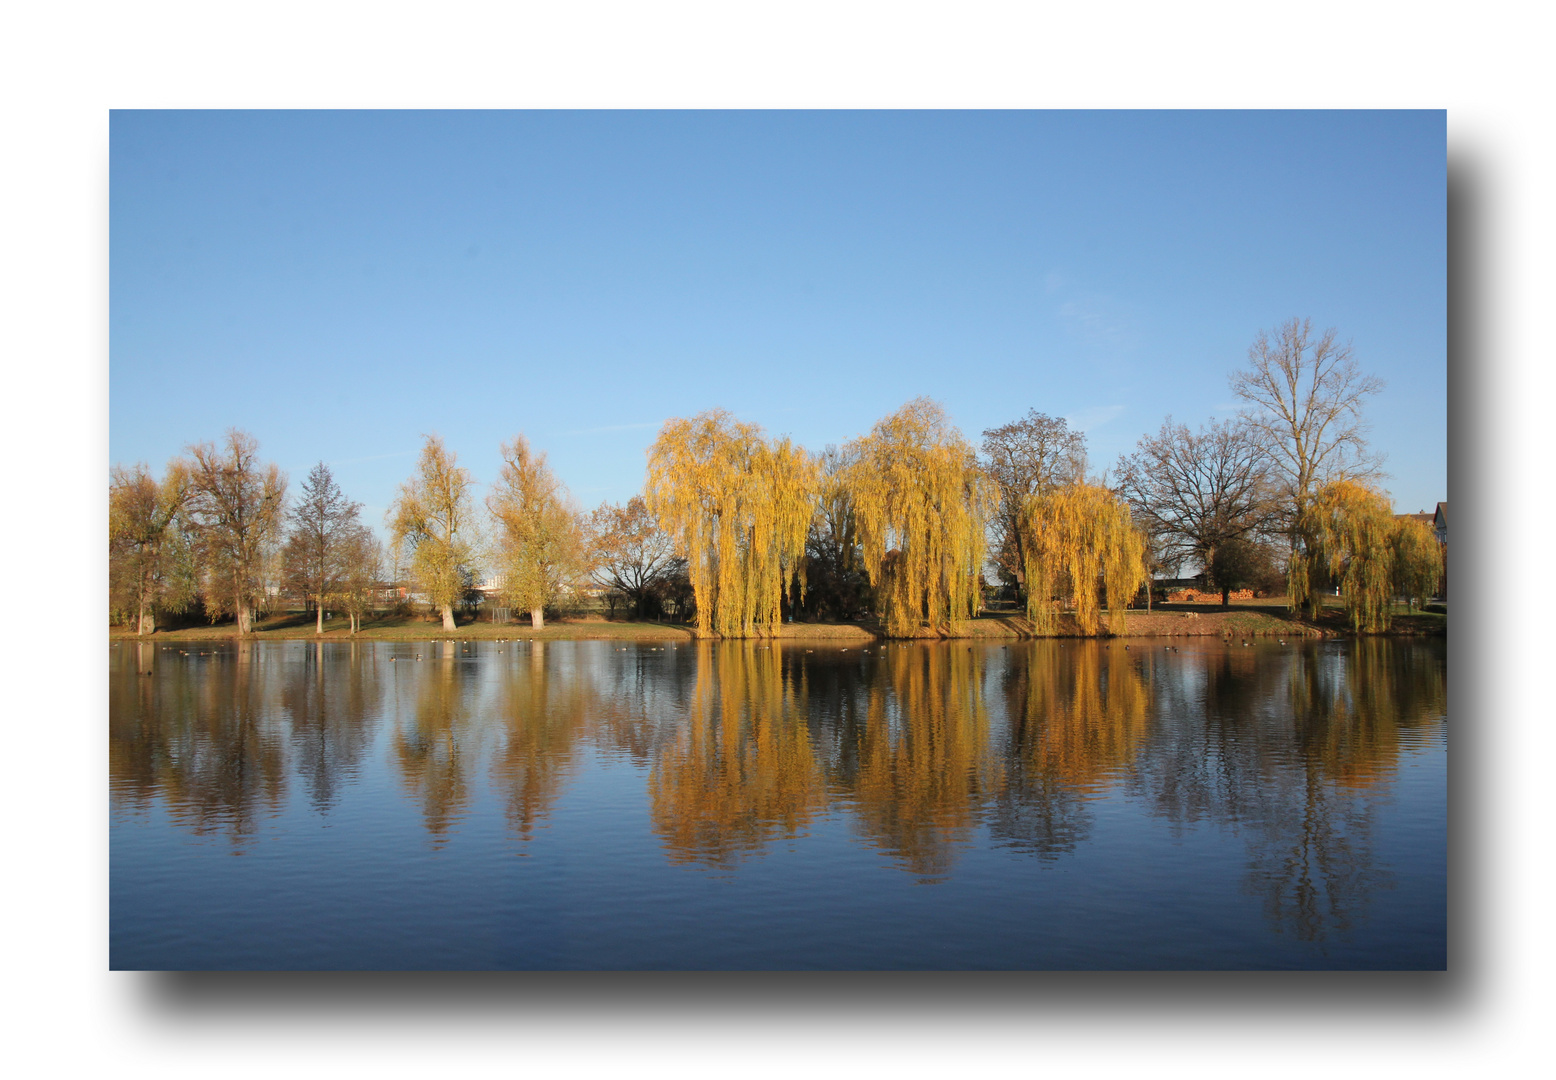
[{"left": 110, "top": 110, "right": 1446, "bottom": 531}]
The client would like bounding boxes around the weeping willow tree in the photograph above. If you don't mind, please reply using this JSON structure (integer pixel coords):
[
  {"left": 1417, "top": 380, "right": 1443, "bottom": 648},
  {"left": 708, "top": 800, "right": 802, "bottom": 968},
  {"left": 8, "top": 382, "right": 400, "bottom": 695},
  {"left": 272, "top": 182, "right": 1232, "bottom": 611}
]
[
  {"left": 1019, "top": 483, "right": 1148, "bottom": 636},
  {"left": 1390, "top": 516, "right": 1443, "bottom": 611},
  {"left": 645, "top": 410, "right": 818, "bottom": 638},
  {"left": 841, "top": 399, "right": 993, "bottom": 639},
  {"left": 1295, "top": 480, "right": 1396, "bottom": 632}
]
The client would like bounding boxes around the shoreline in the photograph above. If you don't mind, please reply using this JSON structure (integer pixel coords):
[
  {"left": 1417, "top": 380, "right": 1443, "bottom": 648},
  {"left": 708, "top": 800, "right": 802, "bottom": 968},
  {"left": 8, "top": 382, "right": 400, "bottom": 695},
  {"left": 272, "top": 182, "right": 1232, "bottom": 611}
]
[{"left": 108, "top": 606, "right": 1444, "bottom": 643}]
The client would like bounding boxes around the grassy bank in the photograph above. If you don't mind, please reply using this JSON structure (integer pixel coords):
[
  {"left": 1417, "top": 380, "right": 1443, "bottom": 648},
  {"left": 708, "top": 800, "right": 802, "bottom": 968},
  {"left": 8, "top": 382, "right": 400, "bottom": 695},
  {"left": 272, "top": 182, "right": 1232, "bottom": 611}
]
[{"left": 109, "top": 596, "right": 1443, "bottom": 642}]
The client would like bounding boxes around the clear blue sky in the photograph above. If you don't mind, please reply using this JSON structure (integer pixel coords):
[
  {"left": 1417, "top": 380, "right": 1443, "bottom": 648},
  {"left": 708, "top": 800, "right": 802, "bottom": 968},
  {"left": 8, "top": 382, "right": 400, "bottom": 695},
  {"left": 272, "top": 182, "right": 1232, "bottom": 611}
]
[{"left": 110, "top": 110, "right": 1446, "bottom": 531}]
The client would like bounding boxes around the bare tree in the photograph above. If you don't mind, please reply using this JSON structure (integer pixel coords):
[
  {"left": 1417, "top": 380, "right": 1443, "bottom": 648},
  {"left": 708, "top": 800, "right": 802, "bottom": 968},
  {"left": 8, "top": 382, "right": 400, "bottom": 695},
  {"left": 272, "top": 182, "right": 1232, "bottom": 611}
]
[
  {"left": 282, "top": 462, "right": 363, "bottom": 635},
  {"left": 337, "top": 524, "right": 383, "bottom": 634},
  {"left": 109, "top": 460, "right": 195, "bottom": 634},
  {"left": 981, "top": 410, "right": 1087, "bottom": 602},
  {"left": 1115, "top": 416, "right": 1276, "bottom": 607},
  {"left": 586, "top": 495, "right": 678, "bottom": 621},
  {"left": 184, "top": 430, "right": 289, "bottom": 634},
  {"left": 1230, "top": 318, "right": 1385, "bottom": 529},
  {"left": 389, "top": 435, "right": 480, "bottom": 632}
]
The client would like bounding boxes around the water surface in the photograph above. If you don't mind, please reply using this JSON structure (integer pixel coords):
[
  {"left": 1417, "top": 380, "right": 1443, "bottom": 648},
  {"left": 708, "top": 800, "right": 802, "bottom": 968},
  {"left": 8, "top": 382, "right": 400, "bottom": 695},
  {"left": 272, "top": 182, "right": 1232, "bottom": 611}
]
[{"left": 110, "top": 636, "right": 1446, "bottom": 969}]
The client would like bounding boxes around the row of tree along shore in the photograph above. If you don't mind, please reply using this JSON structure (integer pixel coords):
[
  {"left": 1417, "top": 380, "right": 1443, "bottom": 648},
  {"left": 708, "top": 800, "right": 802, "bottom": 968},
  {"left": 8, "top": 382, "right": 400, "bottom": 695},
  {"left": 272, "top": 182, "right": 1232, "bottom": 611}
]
[{"left": 111, "top": 318, "right": 1444, "bottom": 640}]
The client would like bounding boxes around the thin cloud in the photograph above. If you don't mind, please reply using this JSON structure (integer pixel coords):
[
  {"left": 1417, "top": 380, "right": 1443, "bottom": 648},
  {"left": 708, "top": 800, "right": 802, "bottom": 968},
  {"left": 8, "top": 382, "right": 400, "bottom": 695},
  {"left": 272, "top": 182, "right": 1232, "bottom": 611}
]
[
  {"left": 1058, "top": 297, "right": 1134, "bottom": 349},
  {"left": 1064, "top": 404, "right": 1127, "bottom": 432}
]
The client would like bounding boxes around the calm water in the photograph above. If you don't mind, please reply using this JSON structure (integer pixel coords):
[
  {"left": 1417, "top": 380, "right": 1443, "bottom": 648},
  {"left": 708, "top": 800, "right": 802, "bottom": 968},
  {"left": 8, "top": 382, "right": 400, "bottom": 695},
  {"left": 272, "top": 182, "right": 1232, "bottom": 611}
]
[{"left": 110, "top": 636, "right": 1447, "bottom": 970}]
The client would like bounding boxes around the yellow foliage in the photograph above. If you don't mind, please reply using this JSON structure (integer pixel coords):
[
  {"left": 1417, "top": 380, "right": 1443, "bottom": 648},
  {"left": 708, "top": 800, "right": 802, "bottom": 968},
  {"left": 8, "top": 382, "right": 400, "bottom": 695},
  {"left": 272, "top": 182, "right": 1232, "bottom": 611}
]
[
  {"left": 488, "top": 434, "right": 585, "bottom": 627},
  {"left": 1390, "top": 516, "right": 1442, "bottom": 610},
  {"left": 842, "top": 399, "right": 994, "bottom": 638},
  {"left": 1019, "top": 484, "right": 1147, "bottom": 636},
  {"left": 849, "top": 644, "right": 999, "bottom": 878},
  {"left": 648, "top": 643, "right": 823, "bottom": 866},
  {"left": 388, "top": 435, "right": 479, "bottom": 631},
  {"left": 645, "top": 411, "right": 818, "bottom": 638},
  {"left": 1008, "top": 644, "right": 1148, "bottom": 791},
  {"left": 1297, "top": 480, "right": 1396, "bottom": 632}
]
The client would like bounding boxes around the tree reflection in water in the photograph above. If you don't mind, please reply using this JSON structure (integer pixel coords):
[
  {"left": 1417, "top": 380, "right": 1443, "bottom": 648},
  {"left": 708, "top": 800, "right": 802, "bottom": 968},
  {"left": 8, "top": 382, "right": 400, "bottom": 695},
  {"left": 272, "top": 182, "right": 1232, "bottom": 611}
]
[
  {"left": 1132, "top": 639, "right": 1445, "bottom": 943},
  {"left": 648, "top": 643, "right": 824, "bottom": 869},
  {"left": 281, "top": 641, "right": 381, "bottom": 814},
  {"left": 1243, "top": 640, "right": 1445, "bottom": 941},
  {"left": 492, "top": 641, "right": 593, "bottom": 842},
  {"left": 819, "top": 644, "right": 1000, "bottom": 881},
  {"left": 392, "top": 639, "right": 480, "bottom": 846},
  {"left": 111, "top": 637, "right": 1444, "bottom": 945},
  {"left": 110, "top": 640, "right": 287, "bottom": 846},
  {"left": 990, "top": 643, "right": 1148, "bottom": 860}
]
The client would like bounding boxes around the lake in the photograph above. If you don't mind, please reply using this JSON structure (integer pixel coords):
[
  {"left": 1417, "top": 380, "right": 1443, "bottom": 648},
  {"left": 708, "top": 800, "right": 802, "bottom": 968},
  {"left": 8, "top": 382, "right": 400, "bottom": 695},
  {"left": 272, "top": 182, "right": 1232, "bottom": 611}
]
[{"left": 109, "top": 635, "right": 1446, "bottom": 970}]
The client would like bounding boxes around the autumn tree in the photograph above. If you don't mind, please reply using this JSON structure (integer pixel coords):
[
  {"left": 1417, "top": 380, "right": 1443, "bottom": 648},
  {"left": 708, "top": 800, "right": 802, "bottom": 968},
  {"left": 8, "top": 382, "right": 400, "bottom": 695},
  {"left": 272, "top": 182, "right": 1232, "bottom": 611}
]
[
  {"left": 109, "top": 460, "right": 196, "bottom": 634},
  {"left": 488, "top": 435, "right": 586, "bottom": 629},
  {"left": 1019, "top": 483, "right": 1148, "bottom": 636},
  {"left": 1231, "top": 319, "right": 1384, "bottom": 614},
  {"left": 645, "top": 411, "right": 817, "bottom": 638},
  {"left": 1296, "top": 480, "right": 1396, "bottom": 632},
  {"left": 184, "top": 430, "right": 289, "bottom": 634},
  {"left": 981, "top": 410, "right": 1086, "bottom": 602},
  {"left": 281, "top": 462, "right": 364, "bottom": 635},
  {"left": 389, "top": 435, "right": 480, "bottom": 632},
  {"left": 842, "top": 399, "right": 993, "bottom": 638},
  {"left": 803, "top": 445, "right": 870, "bottom": 621},
  {"left": 1115, "top": 416, "right": 1276, "bottom": 607},
  {"left": 1390, "top": 516, "right": 1443, "bottom": 611},
  {"left": 587, "top": 495, "right": 678, "bottom": 620}
]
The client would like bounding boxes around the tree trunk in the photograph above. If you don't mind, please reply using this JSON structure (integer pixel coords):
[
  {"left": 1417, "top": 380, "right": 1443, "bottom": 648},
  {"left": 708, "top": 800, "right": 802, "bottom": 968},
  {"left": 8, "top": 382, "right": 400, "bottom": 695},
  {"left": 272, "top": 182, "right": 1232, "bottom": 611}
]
[
  {"left": 237, "top": 599, "right": 253, "bottom": 635},
  {"left": 1222, "top": 585, "right": 1231, "bottom": 609},
  {"left": 530, "top": 607, "right": 544, "bottom": 630},
  {"left": 316, "top": 601, "right": 325, "bottom": 635},
  {"left": 440, "top": 603, "right": 456, "bottom": 632},
  {"left": 137, "top": 602, "right": 155, "bottom": 636}
]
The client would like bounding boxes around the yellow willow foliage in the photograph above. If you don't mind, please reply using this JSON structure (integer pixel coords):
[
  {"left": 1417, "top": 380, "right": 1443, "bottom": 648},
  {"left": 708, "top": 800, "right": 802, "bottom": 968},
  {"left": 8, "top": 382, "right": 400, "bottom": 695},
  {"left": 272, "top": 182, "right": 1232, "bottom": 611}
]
[
  {"left": 1390, "top": 516, "right": 1443, "bottom": 609},
  {"left": 645, "top": 411, "right": 818, "bottom": 638},
  {"left": 1286, "top": 639, "right": 1444, "bottom": 791},
  {"left": 842, "top": 399, "right": 994, "bottom": 639},
  {"left": 648, "top": 643, "right": 823, "bottom": 866},
  {"left": 849, "top": 644, "right": 1000, "bottom": 879},
  {"left": 1020, "top": 484, "right": 1148, "bottom": 637},
  {"left": 1010, "top": 644, "right": 1148, "bottom": 792},
  {"left": 1298, "top": 480, "right": 1396, "bottom": 633}
]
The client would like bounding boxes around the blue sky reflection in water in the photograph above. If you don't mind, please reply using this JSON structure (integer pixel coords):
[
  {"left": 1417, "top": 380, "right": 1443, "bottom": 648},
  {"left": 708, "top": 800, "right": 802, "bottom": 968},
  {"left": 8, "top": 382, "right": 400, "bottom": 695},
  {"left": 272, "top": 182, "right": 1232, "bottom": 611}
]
[{"left": 109, "top": 638, "right": 1446, "bottom": 970}]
